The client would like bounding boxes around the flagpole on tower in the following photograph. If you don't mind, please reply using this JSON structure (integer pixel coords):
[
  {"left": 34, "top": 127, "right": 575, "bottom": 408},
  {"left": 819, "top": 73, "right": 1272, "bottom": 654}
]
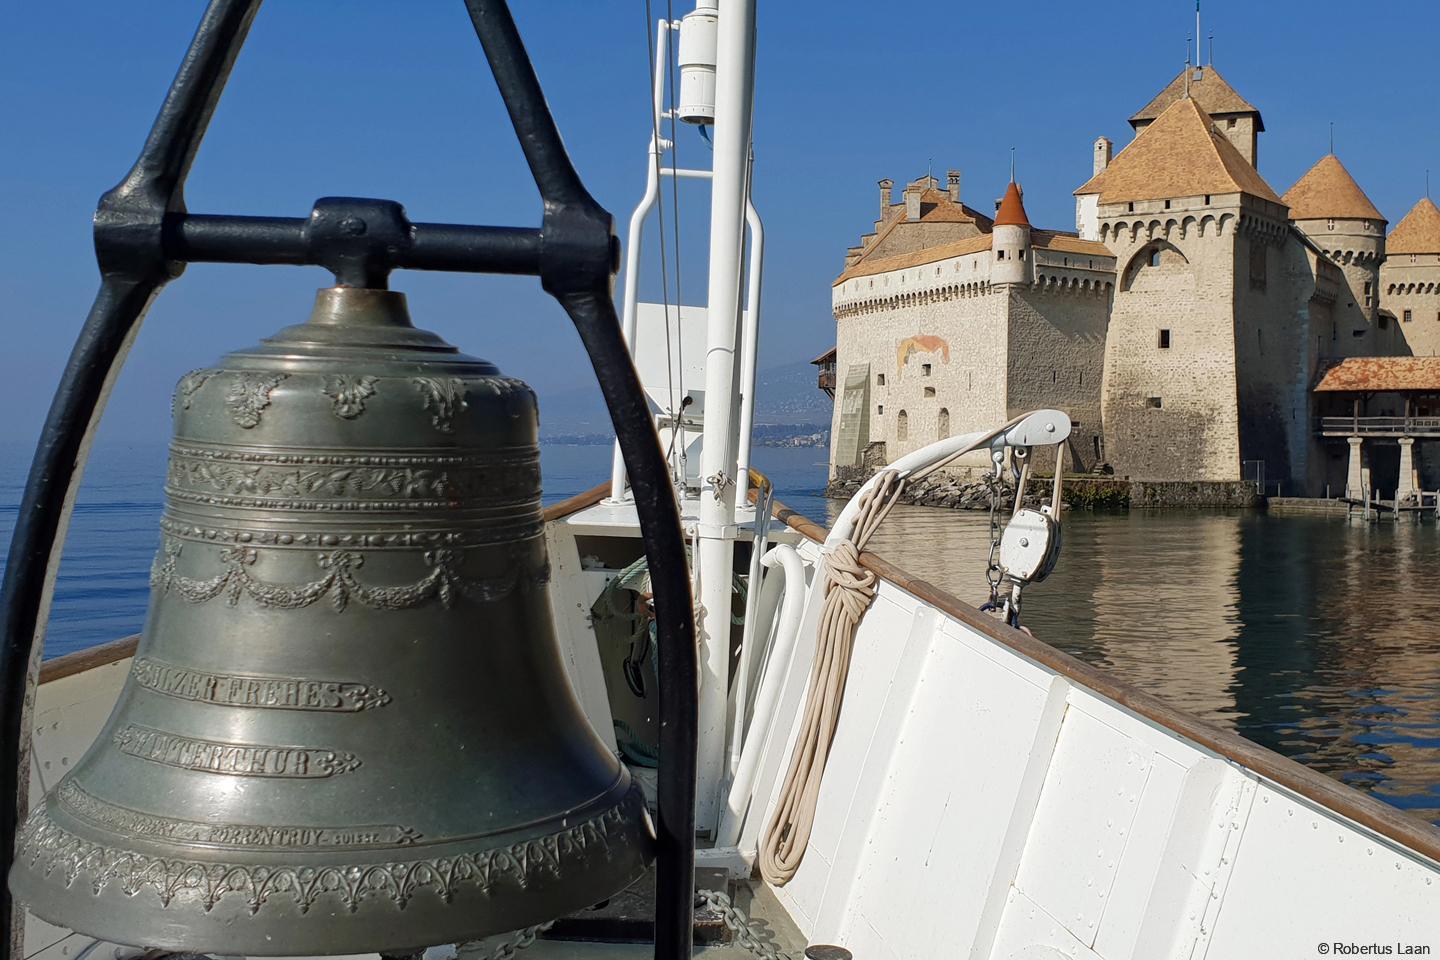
[{"left": 1196, "top": 1, "right": 1201, "bottom": 72}]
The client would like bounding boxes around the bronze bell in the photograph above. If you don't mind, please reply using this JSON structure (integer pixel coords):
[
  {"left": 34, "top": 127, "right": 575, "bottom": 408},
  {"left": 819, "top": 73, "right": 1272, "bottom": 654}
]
[{"left": 9, "top": 287, "right": 652, "bottom": 955}]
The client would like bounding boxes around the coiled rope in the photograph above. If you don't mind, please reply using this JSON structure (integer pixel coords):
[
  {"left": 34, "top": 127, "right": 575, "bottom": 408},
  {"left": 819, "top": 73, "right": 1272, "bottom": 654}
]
[{"left": 758, "top": 469, "right": 903, "bottom": 884}]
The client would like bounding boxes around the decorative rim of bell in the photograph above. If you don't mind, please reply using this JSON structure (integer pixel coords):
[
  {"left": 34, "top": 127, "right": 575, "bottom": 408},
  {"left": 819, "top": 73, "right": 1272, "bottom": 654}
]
[{"left": 10, "top": 288, "right": 654, "bottom": 955}]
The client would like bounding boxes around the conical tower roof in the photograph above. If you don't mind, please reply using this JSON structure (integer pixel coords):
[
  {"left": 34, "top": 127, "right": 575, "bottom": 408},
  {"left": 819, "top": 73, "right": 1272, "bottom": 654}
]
[
  {"left": 1388, "top": 197, "right": 1440, "bottom": 255},
  {"left": 1075, "top": 97, "right": 1280, "bottom": 205},
  {"left": 1282, "top": 154, "right": 1385, "bottom": 222},
  {"left": 994, "top": 181, "right": 1030, "bottom": 227},
  {"left": 1130, "top": 65, "right": 1263, "bottom": 131}
]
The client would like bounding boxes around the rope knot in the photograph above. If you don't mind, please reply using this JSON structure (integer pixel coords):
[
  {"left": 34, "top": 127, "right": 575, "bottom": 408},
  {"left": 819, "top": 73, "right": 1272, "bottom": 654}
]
[{"left": 823, "top": 541, "right": 876, "bottom": 620}]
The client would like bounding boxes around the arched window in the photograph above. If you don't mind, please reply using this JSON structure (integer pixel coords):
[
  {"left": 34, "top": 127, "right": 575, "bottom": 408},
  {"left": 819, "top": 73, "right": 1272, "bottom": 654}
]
[
  {"left": 937, "top": 408, "right": 950, "bottom": 439},
  {"left": 1149, "top": 248, "right": 1162, "bottom": 267},
  {"left": 897, "top": 409, "right": 909, "bottom": 441}
]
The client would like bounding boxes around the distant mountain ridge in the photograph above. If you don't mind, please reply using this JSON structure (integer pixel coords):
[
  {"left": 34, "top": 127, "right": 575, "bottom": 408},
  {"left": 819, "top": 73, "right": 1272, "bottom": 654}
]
[{"left": 538, "top": 359, "right": 831, "bottom": 439}]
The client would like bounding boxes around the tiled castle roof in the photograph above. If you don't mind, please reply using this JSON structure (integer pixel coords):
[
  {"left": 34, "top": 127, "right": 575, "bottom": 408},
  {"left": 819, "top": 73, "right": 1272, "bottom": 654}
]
[
  {"left": 836, "top": 234, "right": 993, "bottom": 284},
  {"left": 1074, "top": 97, "right": 1281, "bottom": 205},
  {"left": 1130, "top": 66, "right": 1263, "bottom": 131},
  {"left": 1388, "top": 197, "right": 1440, "bottom": 255},
  {"left": 833, "top": 231, "right": 1110, "bottom": 285},
  {"left": 994, "top": 182, "right": 1031, "bottom": 227},
  {"left": 1282, "top": 155, "right": 1385, "bottom": 222},
  {"left": 1314, "top": 357, "right": 1440, "bottom": 393}
]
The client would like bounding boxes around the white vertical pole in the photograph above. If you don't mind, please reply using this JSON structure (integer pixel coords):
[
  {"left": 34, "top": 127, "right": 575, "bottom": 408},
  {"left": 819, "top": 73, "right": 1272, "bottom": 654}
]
[
  {"left": 694, "top": 0, "right": 756, "bottom": 832},
  {"left": 609, "top": 22, "right": 672, "bottom": 502},
  {"left": 733, "top": 193, "right": 764, "bottom": 505}
]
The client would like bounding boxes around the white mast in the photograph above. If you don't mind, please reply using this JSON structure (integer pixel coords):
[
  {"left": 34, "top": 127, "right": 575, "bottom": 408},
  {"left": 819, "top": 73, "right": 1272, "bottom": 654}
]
[{"left": 694, "top": 0, "right": 756, "bottom": 829}]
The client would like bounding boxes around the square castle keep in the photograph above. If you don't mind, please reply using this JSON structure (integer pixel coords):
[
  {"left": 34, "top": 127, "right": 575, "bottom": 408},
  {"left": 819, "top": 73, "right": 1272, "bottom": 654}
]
[{"left": 826, "top": 66, "right": 1440, "bottom": 495}]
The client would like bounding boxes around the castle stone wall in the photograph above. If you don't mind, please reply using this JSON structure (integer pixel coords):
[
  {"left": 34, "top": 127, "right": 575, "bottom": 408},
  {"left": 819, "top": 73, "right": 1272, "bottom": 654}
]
[
  {"left": 1292, "top": 217, "right": 1394, "bottom": 357},
  {"left": 830, "top": 282, "right": 1008, "bottom": 477},
  {"left": 1231, "top": 215, "right": 1315, "bottom": 489},
  {"left": 1382, "top": 256, "right": 1440, "bottom": 356},
  {"left": 1007, "top": 286, "right": 1109, "bottom": 472},
  {"left": 1098, "top": 200, "right": 1245, "bottom": 480}
]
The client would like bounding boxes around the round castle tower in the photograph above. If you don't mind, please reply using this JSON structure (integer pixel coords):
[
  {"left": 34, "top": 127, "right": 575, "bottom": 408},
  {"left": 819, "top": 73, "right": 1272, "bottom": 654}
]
[
  {"left": 992, "top": 180, "right": 1032, "bottom": 286},
  {"left": 1282, "top": 154, "right": 1387, "bottom": 353}
]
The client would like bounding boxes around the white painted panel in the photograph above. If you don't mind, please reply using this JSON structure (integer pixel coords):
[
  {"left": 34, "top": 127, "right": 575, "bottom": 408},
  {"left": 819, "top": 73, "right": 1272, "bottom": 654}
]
[
  {"left": 1128, "top": 757, "right": 1254, "bottom": 960},
  {"left": 805, "top": 594, "right": 915, "bottom": 860},
  {"left": 841, "top": 624, "right": 1050, "bottom": 957},
  {"left": 773, "top": 844, "right": 827, "bottom": 934},
  {"left": 25, "top": 659, "right": 131, "bottom": 959},
  {"left": 989, "top": 889, "right": 1102, "bottom": 960},
  {"left": 1012, "top": 707, "right": 1153, "bottom": 947},
  {"left": 29, "top": 659, "right": 131, "bottom": 802},
  {"left": 1089, "top": 755, "right": 1187, "bottom": 959},
  {"left": 1064, "top": 687, "right": 1221, "bottom": 770},
  {"left": 938, "top": 617, "right": 1056, "bottom": 692},
  {"left": 24, "top": 933, "right": 137, "bottom": 960},
  {"left": 967, "top": 676, "right": 1071, "bottom": 960},
  {"left": 543, "top": 524, "right": 618, "bottom": 752},
  {"left": 832, "top": 913, "right": 893, "bottom": 960},
  {"left": 768, "top": 593, "right": 915, "bottom": 929},
  {"left": 1203, "top": 785, "right": 1440, "bottom": 957},
  {"left": 811, "top": 608, "right": 939, "bottom": 939},
  {"left": 21, "top": 916, "right": 74, "bottom": 960}
]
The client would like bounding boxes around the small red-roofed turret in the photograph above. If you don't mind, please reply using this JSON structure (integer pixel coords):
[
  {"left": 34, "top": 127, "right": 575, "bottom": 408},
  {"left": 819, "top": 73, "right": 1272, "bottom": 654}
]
[{"left": 993, "top": 180, "right": 1032, "bottom": 285}]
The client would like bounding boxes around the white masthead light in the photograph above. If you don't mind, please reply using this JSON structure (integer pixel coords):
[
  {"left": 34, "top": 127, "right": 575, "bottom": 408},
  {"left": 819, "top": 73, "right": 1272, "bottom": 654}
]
[{"left": 676, "top": 0, "right": 719, "bottom": 124}]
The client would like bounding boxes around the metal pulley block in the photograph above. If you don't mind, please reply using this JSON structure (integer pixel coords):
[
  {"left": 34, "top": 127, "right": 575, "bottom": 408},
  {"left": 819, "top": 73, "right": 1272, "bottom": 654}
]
[
  {"left": 998, "top": 507, "right": 1061, "bottom": 584},
  {"left": 987, "top": 435, "right": 1067, "bottom": 628}
]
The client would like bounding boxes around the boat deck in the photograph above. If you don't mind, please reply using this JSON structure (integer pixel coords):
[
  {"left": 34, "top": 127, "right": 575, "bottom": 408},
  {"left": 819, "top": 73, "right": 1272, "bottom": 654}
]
[{"left": 532, "top": 885, "right": 806, "bottom": 959}]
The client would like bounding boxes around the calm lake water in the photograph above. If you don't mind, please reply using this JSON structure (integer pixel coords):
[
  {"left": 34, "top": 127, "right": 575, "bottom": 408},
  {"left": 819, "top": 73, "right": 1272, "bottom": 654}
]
[{"left": 1, "top": 441, "right": 1437, "bottom": 824}]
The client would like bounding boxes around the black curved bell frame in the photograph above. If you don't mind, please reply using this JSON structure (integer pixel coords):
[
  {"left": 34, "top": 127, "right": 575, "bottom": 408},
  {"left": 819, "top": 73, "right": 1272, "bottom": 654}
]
[{"left": 0, "top": 2, "right": 698, "bottom": 959}]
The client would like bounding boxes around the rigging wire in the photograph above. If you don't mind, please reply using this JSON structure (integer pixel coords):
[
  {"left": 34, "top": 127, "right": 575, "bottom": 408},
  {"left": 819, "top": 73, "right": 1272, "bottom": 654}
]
[
  {"left": 664, "top": 0, "right": 688, "bottom": 488},
  {"left": 641, "top": 0, "right": 681, "bottom": 489}
]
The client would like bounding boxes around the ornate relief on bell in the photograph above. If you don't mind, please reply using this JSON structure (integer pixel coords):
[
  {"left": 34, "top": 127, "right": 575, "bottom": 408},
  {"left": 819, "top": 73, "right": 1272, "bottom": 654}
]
[{"left": 10, "top": 287, "right": 652, "bottom": 955}]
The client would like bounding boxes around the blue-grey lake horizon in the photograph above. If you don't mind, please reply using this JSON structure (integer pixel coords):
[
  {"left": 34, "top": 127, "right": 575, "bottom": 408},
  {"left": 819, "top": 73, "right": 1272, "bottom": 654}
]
[{"left": 2, "top": 440, "right": 1436, "bottom": 826}]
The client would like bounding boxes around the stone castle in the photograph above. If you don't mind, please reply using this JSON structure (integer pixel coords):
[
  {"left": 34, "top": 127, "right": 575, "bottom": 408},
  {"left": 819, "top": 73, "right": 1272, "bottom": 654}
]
[{"left": 825, "top": 64, "right": 1440, "bottom": 496}]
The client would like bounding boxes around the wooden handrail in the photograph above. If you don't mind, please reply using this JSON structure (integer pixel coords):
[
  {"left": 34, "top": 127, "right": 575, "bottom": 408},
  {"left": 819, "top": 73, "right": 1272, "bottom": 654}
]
[
  {"left": 541, "top": 482, "right": 610, "bottom": 523},
  {"left": 761, "top": 491, "right": 1440, "bottom": 864},
  {"left": 38, "top": 635, "right": 139, "bottom": 685}
]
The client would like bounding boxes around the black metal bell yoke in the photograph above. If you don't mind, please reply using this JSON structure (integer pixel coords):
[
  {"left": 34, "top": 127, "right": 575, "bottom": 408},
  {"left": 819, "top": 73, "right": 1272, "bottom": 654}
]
[{"left": 1, "top": 2, "right": 699, "bottom": 958}]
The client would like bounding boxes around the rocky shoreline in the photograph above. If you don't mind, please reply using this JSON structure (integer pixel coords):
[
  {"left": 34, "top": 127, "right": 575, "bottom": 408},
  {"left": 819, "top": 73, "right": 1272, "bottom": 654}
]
[
  {"left": 825, "top": 472, "right": 1259, "bottom": 509},
  {"left": 824, "top": 473, "right": 1052, "bottom": 510}
]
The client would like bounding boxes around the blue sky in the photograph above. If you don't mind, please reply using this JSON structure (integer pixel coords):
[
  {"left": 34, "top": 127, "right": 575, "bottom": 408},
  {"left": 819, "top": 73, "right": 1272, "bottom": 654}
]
[{"left": 2, "top": 1, "right": 1437, "bottom": 445}]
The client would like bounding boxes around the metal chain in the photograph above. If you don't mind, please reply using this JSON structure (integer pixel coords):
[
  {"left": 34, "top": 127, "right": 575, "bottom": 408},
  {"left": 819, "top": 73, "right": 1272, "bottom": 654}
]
[
  {"left": 983, "top": 455, "right": 1006, "bottom": 608},
  {"left": 458, "top": 921, "right": 554, "bottom": 960},
  {"left": 697, "top": 889, "right": 795, "bottom": 960}
]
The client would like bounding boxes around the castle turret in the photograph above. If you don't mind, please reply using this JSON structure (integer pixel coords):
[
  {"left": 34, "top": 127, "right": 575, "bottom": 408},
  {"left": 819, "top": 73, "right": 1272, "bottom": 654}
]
[
  {"left": 992, "top": 180, "right": 1032, "bottom": 286},
  {"left": 1282, "top": 153, "right": 1388, "bottom": 355},
  {"left": 1381, "top": 197, "right": 1440, "bottom": 356}
]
